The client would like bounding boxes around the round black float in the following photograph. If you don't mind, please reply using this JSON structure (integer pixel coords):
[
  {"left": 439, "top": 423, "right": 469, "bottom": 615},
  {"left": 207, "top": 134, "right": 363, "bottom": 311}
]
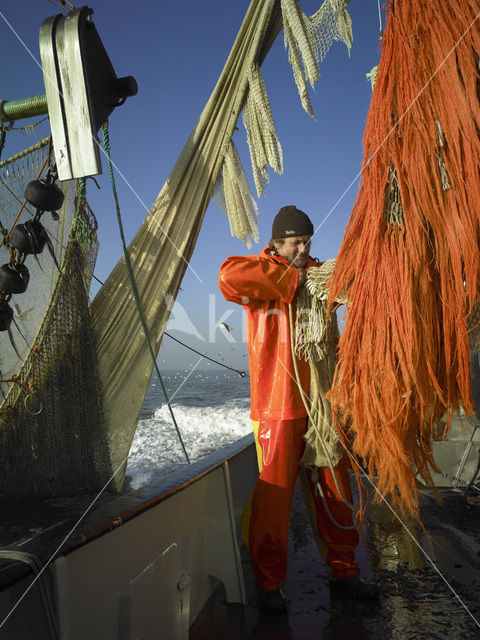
[
  {"left": 0, "top": 263, "right": 30, "bottom": 294},
  {"left": 24, "top": 179, "right": 64, "bottom": 212}
]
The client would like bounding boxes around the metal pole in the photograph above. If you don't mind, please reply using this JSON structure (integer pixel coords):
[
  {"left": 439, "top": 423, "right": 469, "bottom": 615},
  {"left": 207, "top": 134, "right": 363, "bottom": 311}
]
[{"left": 0, "top": 95, "right": 48, "bottom": 123}]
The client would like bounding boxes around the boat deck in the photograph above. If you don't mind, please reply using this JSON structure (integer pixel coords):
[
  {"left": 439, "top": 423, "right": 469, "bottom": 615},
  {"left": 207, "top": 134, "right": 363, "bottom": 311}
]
[{"left": 191, "top": 486, "right": 480, "bottom": 640}]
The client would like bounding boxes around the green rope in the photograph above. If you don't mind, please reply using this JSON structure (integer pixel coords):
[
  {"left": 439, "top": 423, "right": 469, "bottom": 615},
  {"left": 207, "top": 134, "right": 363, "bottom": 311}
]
[
  {"left": 72, "top": 178, "right": 94, "bottom": 251},
  {"left": 101, "top": 121, "right": 190, "bottom": 464}
]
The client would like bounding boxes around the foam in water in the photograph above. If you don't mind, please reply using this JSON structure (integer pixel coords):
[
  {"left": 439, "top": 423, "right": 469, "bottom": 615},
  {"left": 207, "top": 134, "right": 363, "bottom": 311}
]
[{"left": 125, "top": 370, "right": 251, "bottom": 489}]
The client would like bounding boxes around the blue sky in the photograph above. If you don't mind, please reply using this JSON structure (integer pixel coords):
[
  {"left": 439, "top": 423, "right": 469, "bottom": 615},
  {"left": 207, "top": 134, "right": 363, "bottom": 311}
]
[{"left": 1, "top": 0, "right": 382, "bottom": 372}]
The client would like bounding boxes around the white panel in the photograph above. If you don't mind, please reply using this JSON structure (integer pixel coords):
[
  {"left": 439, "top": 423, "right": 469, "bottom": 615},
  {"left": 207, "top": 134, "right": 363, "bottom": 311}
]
[
  {"left": 39, "top": 10, "right": 102, "bottom": 181},
  {"left": 59, "top": 11, "right": 101, "bottom": 179},
  {"left": 39, "top": 15, "right": 72, "bottom": 180}
]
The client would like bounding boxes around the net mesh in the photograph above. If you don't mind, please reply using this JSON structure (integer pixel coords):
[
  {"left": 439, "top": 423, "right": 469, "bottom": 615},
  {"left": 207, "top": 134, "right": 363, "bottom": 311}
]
[
  {"left": 212, "top": 140, "right": 259, "bottom": 248},
  {"left": 281, "top": 0, "right": 352, "bottom": 117},
  {"left": 293, "top": 260, "right": 343, "bottom": 468},
  {"left": 0, "top": 141, "right": 111, "bottom": 500},
  {"left": 366, "top": 64, "right": 379, "bottom": 90},
  {"left": 468, "top": 300, "right": 480, "bottom": 353},
  {"left": 242, "top": 64, "right": 283, "bottom": 198},
  {"left": 383, "top": 164, "right": 404, "bottom": 226},
  {"left": 89, "top": 0, "right": 285, "bottom": 488}
]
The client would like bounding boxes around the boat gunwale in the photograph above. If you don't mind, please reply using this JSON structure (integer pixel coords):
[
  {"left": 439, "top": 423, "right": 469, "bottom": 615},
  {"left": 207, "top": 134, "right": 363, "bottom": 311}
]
[{"left": 62, "top": 433, "right": 255, "bottom": 554}]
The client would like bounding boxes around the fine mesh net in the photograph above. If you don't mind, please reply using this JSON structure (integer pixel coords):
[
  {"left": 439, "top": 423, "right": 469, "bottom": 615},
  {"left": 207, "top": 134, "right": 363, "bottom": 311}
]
[
  {"left": 213, "top": 0, "right": 352, "bottom": 246},
  {"left": 293, "top": 260, "right": 343, "bottom": 468},
  {"left": 281, "top": 0, "right": 352, "bottom": 117},
  {"left": 366, "top": 64, "right": 379, "bottom": 90},
  {"left": 243, "top": 64, "right": 283, "bottom": 198},
  {"left": 212, "top": 140, "right": 259, "bottom": 247},
  {"left": 89, "top": 0, "right": 285, "bottom": 487},
  {"left": 468, "top": 300, "right": 480, "bottom": 353},
  {"left": 0, "top": 140, "right": 111, "bottom": 500}
]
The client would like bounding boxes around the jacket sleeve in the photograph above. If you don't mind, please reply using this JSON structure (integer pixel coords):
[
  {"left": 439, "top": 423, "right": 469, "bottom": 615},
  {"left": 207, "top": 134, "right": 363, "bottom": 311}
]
[{"left": 219, "top": 255, "right": 298, "bottom": 304}]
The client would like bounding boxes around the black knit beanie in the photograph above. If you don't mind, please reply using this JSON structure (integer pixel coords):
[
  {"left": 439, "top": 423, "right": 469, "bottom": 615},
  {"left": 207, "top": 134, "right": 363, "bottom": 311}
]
[{"left": 271, "top": 205, "right": 314, "bottom": 239}]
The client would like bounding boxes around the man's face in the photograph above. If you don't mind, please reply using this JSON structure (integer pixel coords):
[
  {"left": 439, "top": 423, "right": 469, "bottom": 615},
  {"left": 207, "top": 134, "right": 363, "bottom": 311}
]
[{"left": 273, "top": 235, "right": 312, "bottom": 267}]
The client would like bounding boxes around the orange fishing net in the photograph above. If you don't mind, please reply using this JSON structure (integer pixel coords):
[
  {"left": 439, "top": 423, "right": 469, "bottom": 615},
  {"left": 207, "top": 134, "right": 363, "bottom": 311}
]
[{"left": 327, "top": 0, "right": 480, "bottom": 518}]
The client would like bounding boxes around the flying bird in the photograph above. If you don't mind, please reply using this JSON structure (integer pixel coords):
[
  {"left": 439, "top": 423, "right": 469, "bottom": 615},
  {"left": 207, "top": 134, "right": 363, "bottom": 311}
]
[{"left": 218, "top": 322, "right": 232, "bottom": 333}]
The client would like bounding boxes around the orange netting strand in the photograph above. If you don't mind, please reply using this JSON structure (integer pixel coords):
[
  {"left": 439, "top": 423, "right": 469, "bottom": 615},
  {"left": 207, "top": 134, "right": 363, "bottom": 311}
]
[{"left": 327, "top": 0, "right": 480, "bottom": 518}]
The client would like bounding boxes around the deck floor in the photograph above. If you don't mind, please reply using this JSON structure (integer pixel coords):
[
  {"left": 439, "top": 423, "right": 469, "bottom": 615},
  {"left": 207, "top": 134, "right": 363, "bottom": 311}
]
[{"left": 190, "top": 484, "right": 480, "bottom": 639}]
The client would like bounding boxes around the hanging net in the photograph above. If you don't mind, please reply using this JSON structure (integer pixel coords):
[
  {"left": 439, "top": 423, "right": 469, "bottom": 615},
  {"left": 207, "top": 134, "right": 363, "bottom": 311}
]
[
  {"left": 327, "top": 0, "right": 480, "bottom": 519},
  {"left": 281, "top": 0, "right": 352, "bottom": 117},
  {"left": 0, "top": 140, "right": 111, "bottom": 499},
  {"left": 90, "top": 0, "right": 352, "bottom": 489},
  {"left": 294, "top": 259, "right": 344, "bottom": 469}
]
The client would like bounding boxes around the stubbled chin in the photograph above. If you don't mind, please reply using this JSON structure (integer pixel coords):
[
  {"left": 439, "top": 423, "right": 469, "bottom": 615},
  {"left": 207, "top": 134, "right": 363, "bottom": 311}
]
[
  {"left": 294, "top": 257, "right": 307, "bottom": 267},
  {"left": 285, "top": 255, "right": 307, "bottom": 267}
]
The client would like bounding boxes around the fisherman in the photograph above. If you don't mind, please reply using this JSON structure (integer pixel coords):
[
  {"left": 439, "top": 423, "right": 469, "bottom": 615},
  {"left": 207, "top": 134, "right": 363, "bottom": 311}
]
[{"left": 219, "top": 205, "right": 379, "bottom": 612}]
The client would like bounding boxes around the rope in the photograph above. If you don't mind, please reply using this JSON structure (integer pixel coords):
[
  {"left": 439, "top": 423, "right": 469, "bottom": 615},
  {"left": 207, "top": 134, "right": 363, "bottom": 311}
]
[
  {"left": 287, "top": 302, "right": 356, "bottom": 528},
  {"left": 377, "top": 0, "right": 383, "bottom": 35},
  {"left": 87, "top": 275, "right": 245, "bottom": 376},
  {"left": 0, "top": 137, "right": 49, "bottom": 169},
  {"left": 164, "top": 332, "right": 246, "bottom": 377},
  {"left": 101, "top": 121, "right": 190, "bottom": 464}
]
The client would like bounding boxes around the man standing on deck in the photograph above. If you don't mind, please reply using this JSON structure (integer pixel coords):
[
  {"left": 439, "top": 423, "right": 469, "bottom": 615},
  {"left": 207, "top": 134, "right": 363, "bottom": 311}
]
[{"left": 219, "top": 205, "right": 379, "bottom": 612}]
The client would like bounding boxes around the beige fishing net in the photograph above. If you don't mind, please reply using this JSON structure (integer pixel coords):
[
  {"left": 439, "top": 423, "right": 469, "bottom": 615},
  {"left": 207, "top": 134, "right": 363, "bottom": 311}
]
[
  {"left": 0, "top": 0, "right": 354, "bottom": 500},
  {"left": 216, "top": 0, "right": 352, "bottom": 247},
  {"left": 281, "top": 0, "right": 352, "bottom": 117},
  {"left": 294, "top": 259, "right": 343, "bottom": 468},
  {"left": 90, "top": 0, "right": 284, "bottom": 485},
  {"left": 366, "top": 64, "right": 379, "bottom": 90},
  {"left": 243, "top": 64, "right": 283, "bottom": 198},
  {"left": 213, "top": 140, "right": 259, "bottom": 247}
]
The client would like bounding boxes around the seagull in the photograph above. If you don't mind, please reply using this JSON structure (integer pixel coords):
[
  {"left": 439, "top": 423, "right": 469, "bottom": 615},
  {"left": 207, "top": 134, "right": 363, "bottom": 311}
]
[{"left": 218, "top": 322, "right": 233, "bottom": 333}]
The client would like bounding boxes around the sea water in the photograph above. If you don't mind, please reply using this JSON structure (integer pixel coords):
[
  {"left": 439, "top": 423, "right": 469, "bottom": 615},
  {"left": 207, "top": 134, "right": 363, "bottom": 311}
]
[{"left": 124, "top": 370, "right": 252, "bottom": 489}]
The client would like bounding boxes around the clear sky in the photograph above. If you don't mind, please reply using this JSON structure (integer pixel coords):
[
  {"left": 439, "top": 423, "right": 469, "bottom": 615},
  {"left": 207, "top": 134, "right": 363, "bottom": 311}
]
[{"left": 1, "top": 0, "right": 382, "bottom": 373}]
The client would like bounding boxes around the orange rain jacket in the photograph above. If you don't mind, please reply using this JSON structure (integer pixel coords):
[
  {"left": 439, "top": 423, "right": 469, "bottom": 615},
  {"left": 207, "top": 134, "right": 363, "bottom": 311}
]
[{"left": 219, "top": 246, "right": 321, "bottom": 421}]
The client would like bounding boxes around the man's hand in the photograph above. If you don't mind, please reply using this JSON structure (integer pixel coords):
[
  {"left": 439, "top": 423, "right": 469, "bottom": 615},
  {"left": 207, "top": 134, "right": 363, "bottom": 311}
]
[{"left": 296, "top": 268, "right": 307, "bottom": 288}]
